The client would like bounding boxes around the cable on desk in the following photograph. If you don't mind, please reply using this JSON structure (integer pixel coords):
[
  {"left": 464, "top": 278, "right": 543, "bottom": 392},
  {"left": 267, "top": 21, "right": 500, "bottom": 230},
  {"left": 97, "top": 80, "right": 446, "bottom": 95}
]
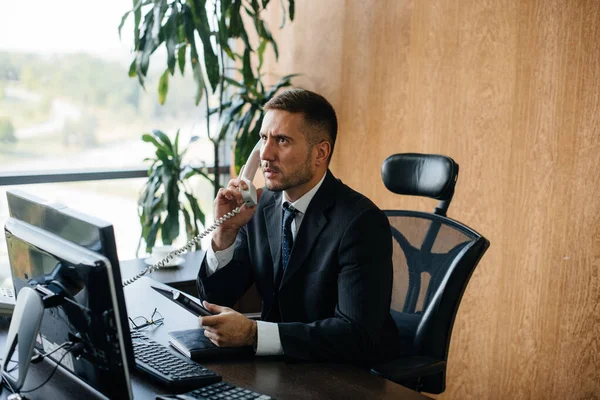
[
  {"left": 1, "top": 359, "right": 18, "bottom": 373},
  {"left": 29, "top": 341, "right": 74, "bottom": 365},
  {"left": 20, "top": 342, "right": 82, "bottom": 394},
  {"left": 0, "top": 341, "right": 78, "bottom": 396},
  {"left": 3, "top": 341, "right": 75, "bottom": 375},
  {"left": 0, "top": 358, "right": 18, "bottom": 396}
]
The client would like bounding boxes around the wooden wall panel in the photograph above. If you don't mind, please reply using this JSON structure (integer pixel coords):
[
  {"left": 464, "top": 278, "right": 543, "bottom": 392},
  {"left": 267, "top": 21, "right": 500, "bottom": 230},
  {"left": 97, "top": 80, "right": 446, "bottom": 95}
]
[{"left": 263, "top": 0, "right": 600, "bottom": 398}]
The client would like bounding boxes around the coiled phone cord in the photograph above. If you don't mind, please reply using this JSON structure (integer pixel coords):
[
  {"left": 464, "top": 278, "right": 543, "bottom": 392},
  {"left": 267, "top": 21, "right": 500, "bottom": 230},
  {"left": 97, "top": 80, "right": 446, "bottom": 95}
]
[{"left": 122, "top": 206, "right": 242, "bottom": 287}]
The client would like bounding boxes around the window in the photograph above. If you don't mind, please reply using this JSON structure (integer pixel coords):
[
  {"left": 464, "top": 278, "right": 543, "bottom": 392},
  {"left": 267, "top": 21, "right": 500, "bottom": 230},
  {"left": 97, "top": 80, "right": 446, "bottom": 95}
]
[
  {"left": 0, "top": 1, "right": 221, "bottom": 278},
  {"left": 0, "top": 1, "right": 214, "bottom": 172}
]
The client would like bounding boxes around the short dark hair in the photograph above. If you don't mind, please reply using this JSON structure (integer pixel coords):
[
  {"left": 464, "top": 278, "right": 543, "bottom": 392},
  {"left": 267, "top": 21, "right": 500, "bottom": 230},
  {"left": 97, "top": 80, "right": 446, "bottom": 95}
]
[{"left": 264, "top": 89, "right": 338, "bottom": 161}]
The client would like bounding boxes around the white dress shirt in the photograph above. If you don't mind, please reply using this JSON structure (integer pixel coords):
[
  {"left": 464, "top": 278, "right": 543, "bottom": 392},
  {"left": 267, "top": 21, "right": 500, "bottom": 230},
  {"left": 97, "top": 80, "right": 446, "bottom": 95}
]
[{"left": 205, "top": 173, "right": 327, "bottom": 355}]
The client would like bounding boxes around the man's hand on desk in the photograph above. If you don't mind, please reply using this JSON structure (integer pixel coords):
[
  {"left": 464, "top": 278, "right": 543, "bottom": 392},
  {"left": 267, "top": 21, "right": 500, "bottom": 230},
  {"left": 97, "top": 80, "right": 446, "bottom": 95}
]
[{"left": 199, "top": 301, "right": 258, "bottom": 349}]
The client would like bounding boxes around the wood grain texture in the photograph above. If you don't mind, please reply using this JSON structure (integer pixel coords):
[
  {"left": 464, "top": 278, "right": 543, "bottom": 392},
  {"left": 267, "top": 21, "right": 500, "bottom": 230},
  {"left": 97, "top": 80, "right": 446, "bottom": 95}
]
[{"left": 263, "top": 0, "right": 600, "bottom": 398}]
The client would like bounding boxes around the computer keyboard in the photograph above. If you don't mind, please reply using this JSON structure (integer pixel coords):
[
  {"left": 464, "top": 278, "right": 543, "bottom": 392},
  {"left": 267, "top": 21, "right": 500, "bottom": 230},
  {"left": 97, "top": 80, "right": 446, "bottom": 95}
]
[
  {"left": 131, "top": 331, "right": 221, "bottom": 391},
  {"left": 156, "top": 381, "right": 274, "bottom": 400}
]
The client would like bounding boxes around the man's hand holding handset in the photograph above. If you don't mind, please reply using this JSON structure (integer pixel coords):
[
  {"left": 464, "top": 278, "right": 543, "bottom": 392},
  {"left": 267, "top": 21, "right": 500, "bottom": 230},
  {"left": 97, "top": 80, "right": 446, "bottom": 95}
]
[{"left": 201, "top": 175, "right": 262, "bottom": 348}]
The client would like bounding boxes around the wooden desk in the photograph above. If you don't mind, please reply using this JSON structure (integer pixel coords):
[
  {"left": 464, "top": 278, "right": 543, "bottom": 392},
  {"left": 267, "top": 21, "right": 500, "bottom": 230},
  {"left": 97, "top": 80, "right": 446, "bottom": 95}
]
[{"left": 0, "top": 277, "right": 431, "bottom": 399}]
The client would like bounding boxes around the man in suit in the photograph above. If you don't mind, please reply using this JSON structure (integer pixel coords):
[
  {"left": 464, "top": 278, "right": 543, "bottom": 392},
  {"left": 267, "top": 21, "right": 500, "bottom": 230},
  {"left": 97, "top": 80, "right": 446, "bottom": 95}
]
[{"left": 197, "top": 89, "right": 404, "bottom": 364}]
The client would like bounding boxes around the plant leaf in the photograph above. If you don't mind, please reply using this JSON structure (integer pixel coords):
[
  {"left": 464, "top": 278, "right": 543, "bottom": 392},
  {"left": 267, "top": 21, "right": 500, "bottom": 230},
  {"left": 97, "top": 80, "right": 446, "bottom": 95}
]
[
  {"left": 180, "top": 165, "right": 195, "bottom": 180},
  {"left": 181, "top": 207, "right": 196, "bottom": 240},
  {"left": 265, "top": 73, "right": 299, "bottom": 98},
  {"left": 120, "top": 0, "right": 152, "bottom": 42},
  {"left": 289, "top": 0, "right": 295, "bottom": 20},
  {"left": 155, "top": 148, "right": 170, "bottom": 164},
  {"left": 185, "top": 191, "right": 205, "bottom": 226},
  {"left": 119, "top": 10, "right": 133, "bottom": 41},
  {"left": 259, "top": 20, "right": 278, "bottom": 60},
  {"left": 165, "top": 5, "right": 178, "bottom": 75},
  {"left": 217, "top": 15, "right": 234, "bottom": 61},
  {"left": 192, "top": 62, "right": 205, "bottom": 106},
  {"left": 279, "top": 0, "right": 286, "bottom": 28},
  {"left": 128, "top": 60, "right": 137, "bottom": 77},
  {"left": 189, "top": 0, "right": 220, "bottom": 91},
  {"left": 238, "top": 17, "right": 252, "bottom": 49},
  {"left": 220, "top": 0, "right": 232, "bottom": 12},
  {"left": 177, "top": 22, "right": 186, "bottom": 75},
  {"left": 145, "top": 217, "right": 161, "bottom": 253},
  {"left": 235, "top": 109, "right": 261, "bottom": 173},
  {"left": 218, "top": 98, "right": 245, "bottom": 141},
  {"left": 190, "top": 167, "right": 212, "bottom": 183},
  {"left": 161, "top": 165, "right": 173, "bottom": 210},
  {"left": 158, "top": 69, "right": 169, "bottom": 105},
  {"left": 142, "top": 133, "right": 168, "bottom": 152},
  {"left": 223, "top": 76, "right": 246, "bottom": 89},
  {"left": 173, "top": 129, "right": 180, "bottom": 158},
  {"left": 152, "top": 0, "right": 167, "bottom": 43},
  {"left": 257, "top": 39, "right": 267, "bottom": 71},
  {"left": 182, "top": 5, "right": 205, "bottom": 105},
  {"left": 161, "top": 180, "right": 180, "bottom": 244},
  {"left": 136, "top": 8, "right": 156, "bottom": 82},
  {"left": 229, "top": 0, "right": 243, "bottom": 37},
  {"left": 242, "top": 48, "right": 254, "bottom": 86},
  {"left": 152, "top": 129, "right": 174, "bottom": 153}
]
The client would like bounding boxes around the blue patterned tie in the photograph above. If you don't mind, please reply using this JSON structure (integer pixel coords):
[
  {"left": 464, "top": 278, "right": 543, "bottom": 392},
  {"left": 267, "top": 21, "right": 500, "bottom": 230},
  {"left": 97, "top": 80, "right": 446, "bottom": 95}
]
[{"left": 281, "top": 202, "right": 298, "bottom": 271}]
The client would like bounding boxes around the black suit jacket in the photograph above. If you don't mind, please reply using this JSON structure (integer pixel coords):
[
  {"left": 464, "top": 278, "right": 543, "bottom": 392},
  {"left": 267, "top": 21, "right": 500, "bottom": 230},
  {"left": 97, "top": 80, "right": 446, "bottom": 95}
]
[{"left": 197, "top": 170, "right": 405, "bottom": 364}]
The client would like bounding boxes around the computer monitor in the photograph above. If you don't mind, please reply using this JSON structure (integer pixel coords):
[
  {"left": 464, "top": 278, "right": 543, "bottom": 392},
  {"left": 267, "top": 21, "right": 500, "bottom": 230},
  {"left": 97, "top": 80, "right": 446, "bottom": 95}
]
[
  {"left": 5, "top": 189, "right": 134, "bottom": 362},
  {"left": 4, "top": 189, "right": 135, "bottom": 398},
  {"left": 3, "top": 218, "right": 133, "bottom": 399},
  {"left": 6, "top": 189, "right": 122, "bottom": 281}
]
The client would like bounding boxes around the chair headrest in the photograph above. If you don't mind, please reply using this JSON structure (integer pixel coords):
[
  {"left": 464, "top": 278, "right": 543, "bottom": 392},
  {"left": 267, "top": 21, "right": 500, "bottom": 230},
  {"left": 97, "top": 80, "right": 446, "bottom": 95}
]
[{"left": 381, "top": 153, "right": 459, "bottom": 200}]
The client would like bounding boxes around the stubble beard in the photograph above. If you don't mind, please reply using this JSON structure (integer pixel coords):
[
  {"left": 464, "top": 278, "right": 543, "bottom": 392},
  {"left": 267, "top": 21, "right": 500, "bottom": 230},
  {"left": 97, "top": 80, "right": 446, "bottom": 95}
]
[{"left": 263, "top": 152, "right": 314, "bottom": 193}]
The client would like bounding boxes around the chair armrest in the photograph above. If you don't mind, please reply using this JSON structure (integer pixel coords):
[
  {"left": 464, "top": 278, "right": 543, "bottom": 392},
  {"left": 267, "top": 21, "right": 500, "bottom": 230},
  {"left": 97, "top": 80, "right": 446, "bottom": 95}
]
[
  {"left": 243, "top": 312, "right": 262, "bottom": 320},
  {"left": 371, "top": 356, "right": 446, "bottom": 382}
]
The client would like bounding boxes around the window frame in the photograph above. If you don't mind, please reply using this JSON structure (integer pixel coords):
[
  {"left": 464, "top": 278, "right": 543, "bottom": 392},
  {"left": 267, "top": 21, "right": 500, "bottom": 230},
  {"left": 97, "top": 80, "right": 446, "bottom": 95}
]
[{"left": 0, "top": 166, "right": 229, "bottom": 186}]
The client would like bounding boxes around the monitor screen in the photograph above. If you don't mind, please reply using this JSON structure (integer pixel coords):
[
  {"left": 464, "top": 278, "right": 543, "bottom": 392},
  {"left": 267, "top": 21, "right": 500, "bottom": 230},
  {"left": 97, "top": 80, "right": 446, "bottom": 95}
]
[
  {"left": 4, "top": 218, "right": 133, "bottom": 399},
  {"left": 6, "top": 189, "right": 134, "bottom": 363},
  {"left": 6, "top": 189, "right": 120, "bottom": 273}
]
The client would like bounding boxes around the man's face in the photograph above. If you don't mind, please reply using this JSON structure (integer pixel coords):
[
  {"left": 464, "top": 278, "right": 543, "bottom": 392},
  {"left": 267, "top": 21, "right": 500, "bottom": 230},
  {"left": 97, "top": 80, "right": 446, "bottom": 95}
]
[{"left": 259, "top": 110, "right": 315, "bottom": 200}]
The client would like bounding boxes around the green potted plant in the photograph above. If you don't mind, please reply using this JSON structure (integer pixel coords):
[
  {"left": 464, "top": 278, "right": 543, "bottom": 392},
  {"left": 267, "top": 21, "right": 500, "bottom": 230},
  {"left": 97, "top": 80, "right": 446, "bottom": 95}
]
[
  {"left": 120, "top": 0, "right": 298, "bottom": 253},
  {"left": 137, "top": 129, "right": 209, "bottom": 254}
]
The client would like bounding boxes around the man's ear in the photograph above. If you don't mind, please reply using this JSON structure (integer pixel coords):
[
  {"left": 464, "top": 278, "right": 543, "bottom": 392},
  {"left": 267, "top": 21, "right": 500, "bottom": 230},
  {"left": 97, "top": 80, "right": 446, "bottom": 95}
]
[{"left": 314, "top": 140, "right": 331, "bottom": 167}]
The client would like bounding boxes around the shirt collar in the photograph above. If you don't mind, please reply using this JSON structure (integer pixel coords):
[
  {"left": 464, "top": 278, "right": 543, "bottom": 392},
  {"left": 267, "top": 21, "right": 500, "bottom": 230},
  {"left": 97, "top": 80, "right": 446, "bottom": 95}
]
[{"left": 281, "top": 172, "right": 327, "bottom": 214}]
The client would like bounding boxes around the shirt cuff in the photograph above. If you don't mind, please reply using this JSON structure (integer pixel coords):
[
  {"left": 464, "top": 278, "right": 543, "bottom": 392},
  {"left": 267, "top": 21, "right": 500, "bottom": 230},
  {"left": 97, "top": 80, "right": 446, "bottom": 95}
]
[
  {"left": 205, "top": 240, "right": 236, "bottom": 276},
  {"left": 255, "top": 321, "right": 283, "bottom": 356}
]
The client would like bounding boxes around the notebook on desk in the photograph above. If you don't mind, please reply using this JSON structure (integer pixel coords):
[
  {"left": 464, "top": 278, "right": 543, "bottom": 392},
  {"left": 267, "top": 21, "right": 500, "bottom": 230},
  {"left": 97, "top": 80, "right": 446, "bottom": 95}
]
[{"left": 169, "top": 328, "right": 255, "bottom": 361}]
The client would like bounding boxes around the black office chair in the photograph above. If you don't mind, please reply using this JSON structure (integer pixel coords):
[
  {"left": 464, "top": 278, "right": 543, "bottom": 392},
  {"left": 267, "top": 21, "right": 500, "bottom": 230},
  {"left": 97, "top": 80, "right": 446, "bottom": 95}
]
[{"left": 370, "top": 153, "right": 490, "bottom": 394}]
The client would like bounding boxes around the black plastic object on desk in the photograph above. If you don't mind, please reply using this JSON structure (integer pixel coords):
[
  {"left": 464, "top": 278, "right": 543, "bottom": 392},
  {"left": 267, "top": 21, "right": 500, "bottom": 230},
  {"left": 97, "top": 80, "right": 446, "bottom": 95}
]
[
  {"left": 151, "top": 285, "right": 214, "bottom": 317},
  {"left": 168, "top": 329, "right": 254, "bottom": 361},
  {"left": 156, "top": 381, "right": 274, "bottom": 400},
  {"left": 131, "top": 330, "right": 221, "bottom": 391}
]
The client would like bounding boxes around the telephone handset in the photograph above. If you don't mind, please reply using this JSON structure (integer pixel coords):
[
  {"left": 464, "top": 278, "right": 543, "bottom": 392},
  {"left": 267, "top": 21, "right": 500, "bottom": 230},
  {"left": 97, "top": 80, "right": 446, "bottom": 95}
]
[
  {"left": 239, "top": 140, "right": 261, "bottom": 207},
  {"left": 122, "top": 141, "right": 262, "bottom": 287}
]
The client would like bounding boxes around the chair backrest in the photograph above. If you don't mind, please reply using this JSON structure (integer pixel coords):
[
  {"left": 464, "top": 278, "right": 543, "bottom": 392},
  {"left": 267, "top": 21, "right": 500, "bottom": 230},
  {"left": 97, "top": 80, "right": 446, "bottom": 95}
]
[
  {"left": 382, "top": 153, "right": 459, "bottom": 216},
  {"left": 382, "top": 153, "right": 489, "bottom": 363},
  {"left": 386, "top": 211, "right": 488, "bottom": 360}
]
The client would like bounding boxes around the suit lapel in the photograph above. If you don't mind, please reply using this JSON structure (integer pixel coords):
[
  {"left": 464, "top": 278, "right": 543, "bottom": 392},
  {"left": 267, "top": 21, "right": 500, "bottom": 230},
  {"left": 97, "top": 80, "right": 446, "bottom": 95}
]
[
  {"left": 263, "top": 193, "right": 283, "bottom": 279},
  {"left": 280, "top": 172, "right": 337, "bottom": 288}
]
